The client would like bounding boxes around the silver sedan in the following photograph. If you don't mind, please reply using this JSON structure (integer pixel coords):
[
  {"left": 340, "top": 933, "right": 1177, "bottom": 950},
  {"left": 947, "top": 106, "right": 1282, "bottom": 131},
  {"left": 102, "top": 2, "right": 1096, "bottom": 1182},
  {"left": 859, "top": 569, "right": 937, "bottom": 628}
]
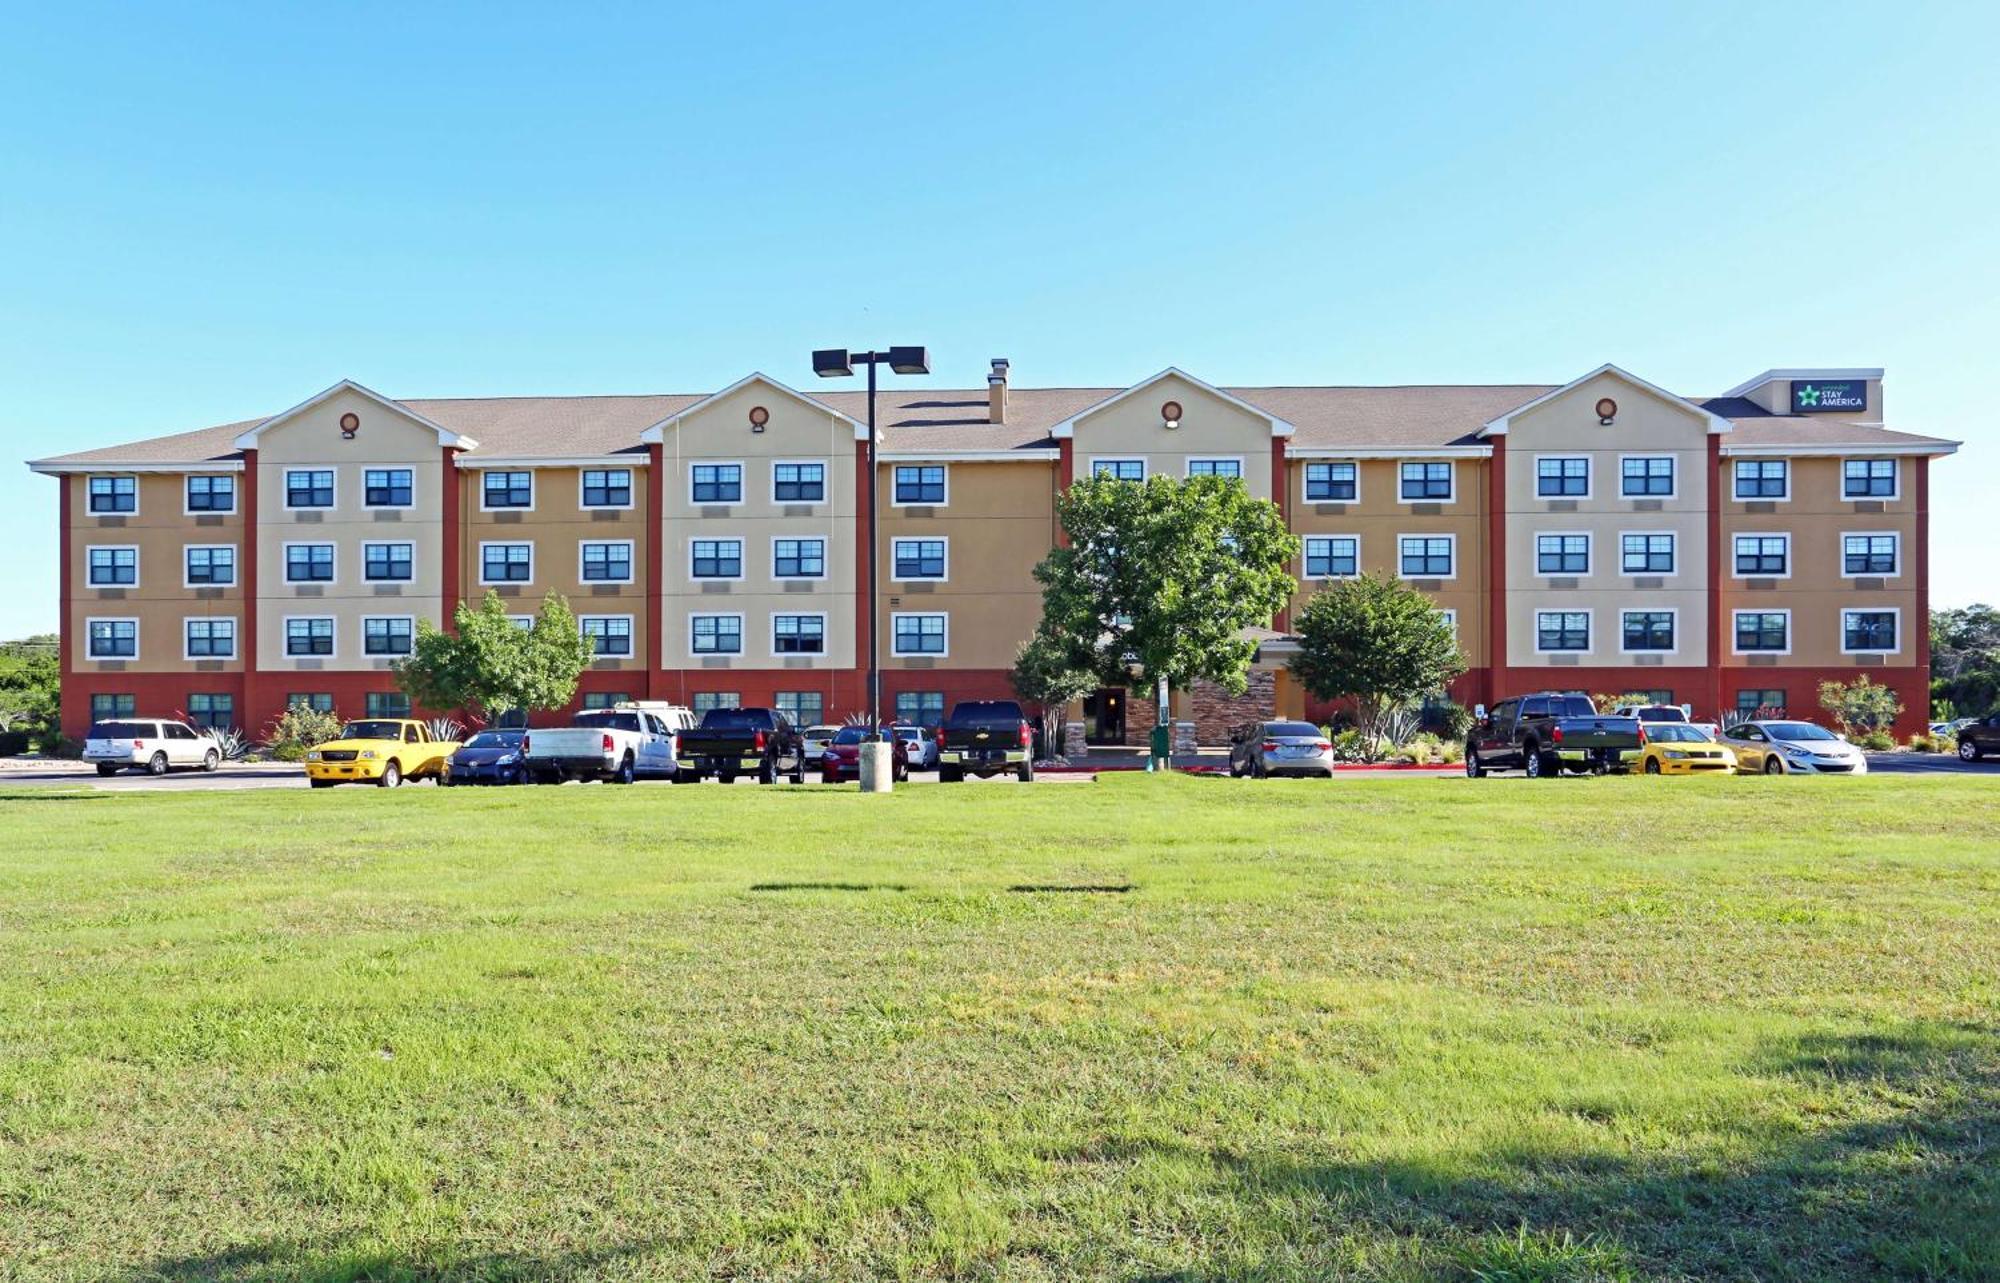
[{"left": 1228, "top": 720, "right": 1335, "bottom": 778}]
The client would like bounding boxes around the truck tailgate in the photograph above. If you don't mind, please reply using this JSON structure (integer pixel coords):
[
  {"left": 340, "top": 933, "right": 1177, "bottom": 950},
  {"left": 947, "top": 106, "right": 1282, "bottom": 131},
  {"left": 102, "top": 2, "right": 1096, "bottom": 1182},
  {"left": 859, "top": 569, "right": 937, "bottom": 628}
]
[{"left": 1554, "top": 718, "right": 1641, "bottom": 751}]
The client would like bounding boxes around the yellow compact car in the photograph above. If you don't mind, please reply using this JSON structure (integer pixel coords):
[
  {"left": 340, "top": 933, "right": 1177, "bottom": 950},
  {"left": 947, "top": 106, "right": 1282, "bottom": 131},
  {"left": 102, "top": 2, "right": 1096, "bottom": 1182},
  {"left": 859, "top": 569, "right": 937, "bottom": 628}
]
[
  {"left": 1634, "top": 723, "right": 1737, "bottom": 775},
  {"left": 305, "top": 718, "right": 460, "bottom": 788}
]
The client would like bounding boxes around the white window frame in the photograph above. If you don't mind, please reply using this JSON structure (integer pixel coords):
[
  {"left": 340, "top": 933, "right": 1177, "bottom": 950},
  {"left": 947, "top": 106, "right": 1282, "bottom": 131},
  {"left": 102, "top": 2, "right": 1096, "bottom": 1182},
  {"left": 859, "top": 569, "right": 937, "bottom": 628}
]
[
  {"left": 769, "top": 459, "right": 829, "bottom": 505},
  {"left": 479, "top": 469, "right": 536, "bottom": 513},
  {"left": 1617, "top": 453, "right": 1678, "bottom": 500},
  {"left": 506, "top": 615, "right": 535, "bottom": 631},
  {"left": 688, "top": 535, "right": 746, "bottom": 583},
  {"left": 282, "top": 614, "right": 337, "bottom": 659},
  {"left": 1731, "top": 608, "right": 1793, "bottom": 657},
  {"left": 182, "top": 473, "right": 237, "bottom": 516},
  {"left": 1395, "top": 532, "right": 1457, "bottom": 581},
  {"left": 890, "top": 463, "right": 949, "bottom": 507},
  {"left": 1397, "top": 460, "right": 1456, "bottom": 505},
  {"left": 86, "top": 544, "right": 141, "bottom": 590},
  {"left": 578, "top": 467, "right": 636, "bottom": 511},
  {"left": 84, "top": 616, "right": 140, "bottom": 661},
  {"left": 1184, "top": 456, "right": 1246, "bottom": 480},
  {"left": 360, "top": 467, "right": 417, "bottom": 512},
  {"left": 688, "top": 611, "right": 746, "bottom": 658},
  {"left": 360, "top": 540, "right": 416, "bottom": 584},
  {"left": 580, "top": 613, "right": 636, "bottom": 658},
  {"left": 1438, "top": 607, "right": 1459, "bottom": 643},
  {"left": 87, "top": 474, "right": 140, "bottom": 517},
  {"left": 688, "top": 460, "right": 746, "bottom": 507},
  {"left": 1302, "top": 460, "right": 1360, "bottom": 503},
  {"left": 890, "top": 536, "right": 949, "bottom": 583},
  {"left": 1731, "top": 531, "right": 1792, "bottom": 580},
  {"left": 1532, "top": 608, "right": 1594, "bottom": 657},
  {"left": 1617, "top": 607, "right": 1680, "bottom": 657},
  {"left": 890, "top": 611, "right": 950, "bottom": 658},
  {"left": 1732, "top": 458, "right": 1791, "bottom": 503},
  {"left": 578, "top": 539, "right": 636, "bottom": 585},
  {"left": 361, "top": 614, "right": 417, "bottom": 659},
  {"left": 1301, "top": 534, "right": 1361, "bottom": 581},
  {"left": 770, "top": 610, "right": 830, "bottom": 658},
  {"left": 1531, "top": 454, "right": 1592, "bottom": 500},
  {"left": 1841, "top": 457, "right": 1900, "bottom": 502},
  {"left": 477, "top": 540, "right": 535, "bottom": 586},
  {"left": 281, "top": 540, "right": 337, "bottom": 585},
  {"left": 771, "top": 534, "right": 828, "bottom": 582},
  {"left": 1839, "top": 530, "right": 1902, "bottom": 579},
  {"left": 282, "top": 468, "right": 337, "bottom": 512},
  {"left": 1087, "top": 458, "right": 1147, "bottom": 482},
  {"left": 1840, "top": 607, "right": 1902, "bottom": 656},
  {"left": 182, "top": 543, "right": 239, "bottom": 589},
  {"left": 1618, "top": 530, "right": 1679, "bottom": 578},
  {"left": 181, "top": 615, "right": 238, "bottom": 662},
  {"left": 1532, "top": 530, "right": 1592, "bottom": 578}
]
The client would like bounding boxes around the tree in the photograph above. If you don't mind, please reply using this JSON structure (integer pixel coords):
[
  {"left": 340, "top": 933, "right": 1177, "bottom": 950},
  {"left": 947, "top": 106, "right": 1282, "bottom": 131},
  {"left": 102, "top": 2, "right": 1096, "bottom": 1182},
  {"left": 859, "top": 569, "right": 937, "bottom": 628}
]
[
  {"left": 392, "top": 591, "right": 595, "bottom": 723},
  {"left": 1931, "top": 603, "right": 2000, "bottom": 717},
  {"left": 1818, "top": 675, "right": 1903, "bottom": 736},
  {"left": 1287, "top": 573, "right": 1465, "bottom": 753},
  {"left": 1029, "top": 474, "right": 1300, "bottom": 719},
  {"left": 0, "top": 634, "right": 60, "bottom": 751},
  {"left": 1010, "top": 630, "right": 1096, "bottom": 754}
]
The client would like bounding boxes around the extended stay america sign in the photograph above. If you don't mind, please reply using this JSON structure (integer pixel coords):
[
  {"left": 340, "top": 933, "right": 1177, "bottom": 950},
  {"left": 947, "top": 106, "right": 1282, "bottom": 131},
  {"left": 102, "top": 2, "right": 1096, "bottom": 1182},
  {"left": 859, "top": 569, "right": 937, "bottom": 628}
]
[{"left": 1790, "top": 380, "right": 1868, "bottom": 413}]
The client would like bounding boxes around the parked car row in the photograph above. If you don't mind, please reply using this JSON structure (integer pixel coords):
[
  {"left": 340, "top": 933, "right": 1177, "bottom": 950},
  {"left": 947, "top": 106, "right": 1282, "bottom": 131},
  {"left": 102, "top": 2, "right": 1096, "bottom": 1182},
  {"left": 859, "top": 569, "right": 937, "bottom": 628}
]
[{"left": 1460, "top": 692, "right": 1871, "bottom": 778}]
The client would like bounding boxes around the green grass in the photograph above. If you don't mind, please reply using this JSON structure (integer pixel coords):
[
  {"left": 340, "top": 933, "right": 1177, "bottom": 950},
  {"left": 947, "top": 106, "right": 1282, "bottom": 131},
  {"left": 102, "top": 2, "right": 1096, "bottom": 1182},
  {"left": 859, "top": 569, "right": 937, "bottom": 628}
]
[{"left": 0, "top": 774, "right": 1995, "bottom": 1282}]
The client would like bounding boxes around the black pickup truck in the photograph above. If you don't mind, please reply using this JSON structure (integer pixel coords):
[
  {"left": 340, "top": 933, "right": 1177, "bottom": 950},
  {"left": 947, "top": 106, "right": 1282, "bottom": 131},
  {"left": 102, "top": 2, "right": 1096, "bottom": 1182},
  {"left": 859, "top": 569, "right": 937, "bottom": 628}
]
[
  {"left": 673, "top": 708, "right": 807, "bottom": 784},
  {"left": 937, "top": 699, "right": 1035, "bottom": 782},
  {"left": 1465, "top": 692, "right": 1643, "bottom": 778}
]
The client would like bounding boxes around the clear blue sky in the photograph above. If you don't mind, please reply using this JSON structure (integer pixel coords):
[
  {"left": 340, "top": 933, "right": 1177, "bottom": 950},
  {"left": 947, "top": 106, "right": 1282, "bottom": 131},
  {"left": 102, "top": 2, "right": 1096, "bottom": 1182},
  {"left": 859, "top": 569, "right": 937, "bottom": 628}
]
[{"left": 3, "top": 1, "right": 1994, "bottom": 636}]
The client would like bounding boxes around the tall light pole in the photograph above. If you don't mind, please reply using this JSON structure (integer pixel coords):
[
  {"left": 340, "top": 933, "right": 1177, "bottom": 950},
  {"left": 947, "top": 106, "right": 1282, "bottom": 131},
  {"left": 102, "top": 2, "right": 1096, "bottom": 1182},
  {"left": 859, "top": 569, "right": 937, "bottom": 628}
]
[{"left": 812, "top": 345, "right": 929, "bottom": 737}]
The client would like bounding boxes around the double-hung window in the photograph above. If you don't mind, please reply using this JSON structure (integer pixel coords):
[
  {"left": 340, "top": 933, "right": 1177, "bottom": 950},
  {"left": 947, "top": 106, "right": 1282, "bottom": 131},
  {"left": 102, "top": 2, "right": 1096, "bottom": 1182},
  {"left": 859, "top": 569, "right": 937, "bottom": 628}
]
[
  {"left": 892, "top": 538, "right": 946, "bottom": 580},
  {"left": 1734, "top": 535, "right": 1789, "bottom": 576},
  {"left": 482, "top": 543, "right": 532, "bottom": 583},
  {"left": 773, "top": 614, "right": 825, "bottom": 655},
  {"left": 1399, "top": 536, "right": 1453, "bottom": 578},
  {"left": 1536, "top": 457, "right": 1588, "bottom": 497},
  {"left": 286, "top": 693, "right": 335, "bottom": 713},
  {"left": 185, "top": 618, "right": 235, "bottom": 659},
  {"left": 1399, "top": 462, "right": 1452, "bottom": 501},
  {"left": 581, "top": 468, "right": 632, "bottom": 508},
  {"left": 366, "top": 692, "right": 411, "bottom": 719},
  {"left": 1734, "top": 459, "right": 1788, "bottom": 499},
  {"left": 1092, "top": 460, "right": 1145, "bottom": 481},
  {"left": 1843, "top": 534, "right": 1897, "bottom": 575},
  {"left": 364, "top": 469, "right": 413, "bottom": 507},
  {"left": 773, "top": 538, "right": 824, "bottom": 579},
  {"left": 1843, "top": 459, "right": 1896, "bottom": 498},
  {"left": 1187, "top": 458, "right": 1241, "bottom": 479},
  {"left": 776, "top": 692, "right": 824, "bottom": 725},
  {"left": 88, "top": 547, "right": 138, "bottom": 586},
  {"left": 1303, "top": 536, "right": 1358, "bottom": 579},
  {"left": 893, "top": 465, "right": 946, "bottom": 504},
  {"left": 92, "top": 693, "right": 136, "bottom": 718},
  {"left": 87, "top": 619, "right": 137, "bottom": 658},
  {"left": 773, "top": 463, "right": 825, "bottom": 502},
  {"left": 1843, "top": 610, "right": 1898, "bottom": 653},
  {"left": 286, "top": 617, "right": 334, "bottom": 656},
  {"left": 691, "top": 692, "right": 740, "bottom": 714},
  {"left": 1536, "top": 611, "right": 1590, "bottom": 652},
  {"left": 187, "top": 694, "right": 234, "bottom": 730},
  {"left": 286, "top": 544, "right": 335, "bottom": 583},
  {"left": 690, "top": 614, "right": 742, "bottom": 654},
  {"left": 896, "top": 691, "right": 945, "bottom": 726},
  {"left": 1621, "top": 610, "right": 1674, "bottom": 653},
  {"left": 1621, "top": 456, "right": 1674, "bottom": 497},
  {"left": 1736, "top": 689, "right": 1785, "bottom": 720},
  {"left": 363, "top": 617, "right": 413, "bottom": 656},
  {"left": 1304, "top": 461, "right": 1357, "bottom": 501},
  {"left": 581, "top": 616, "right": 632, "bottom": 656},
  {"left": 1621, "top": 533, "right": 1674, "bottom": 575},
  {"left": 581, "top": 541, "right": 632, "bottom": 582},
  {"left": 186, "top": 545, "right": 236, "bottom": 586},
  {"left": 691, "top": 463, "right": 742, "bottom": 503},
  {"left": 1536, "top": 534, "right": 1589, "bottom": 575},
  {"left": 285, "top": 469, "right": 334, "bottom": 509},
  {"left": 893, "top": 613, "right": 947, "bottom": 655},
  {"left": 691, "top": 539, "right": 742, "bottom": 579},
  {"left": 484, "top": 471, "right": 533, "bottom": 509},
  {"left": 1734, "top": 611, "right": 1789, "bottom": 653},
  {"left": 186, "top": 475, "right": 234, "bottom": 512},
  {"left": 363, "top": 542, "right": 413, "bottom": 582},
  {"left": 89, "top": 476, "right": 137, "bottom": 513}
]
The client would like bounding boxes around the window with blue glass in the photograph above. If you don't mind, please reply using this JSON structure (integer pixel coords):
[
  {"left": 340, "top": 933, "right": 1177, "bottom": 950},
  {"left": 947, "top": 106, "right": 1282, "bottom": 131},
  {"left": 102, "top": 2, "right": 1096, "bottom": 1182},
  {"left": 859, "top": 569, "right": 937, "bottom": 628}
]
[
  {"left": 364, "top": 469, "right": 413, "bottom": 507},
  {"left": 363, "top": 617, "right": 413, "bottom": 656},
  {"left": 89, "top": 476, "right": 137, "bottom": 513},
  {"left": 483, "top": 471, "right": 533, "bottom": 508},
  {"left": 691, "top": 539, "right": 741, "bottom": 578},
  {"left": 773, "top": 462, "right": 825, "bottom": 502},
  {"left": 286, "top": 617, "right": 334, "bottom": 656},
  {"left": 581, "top": 542, "right": 632, "bottom": 582},
  {"left": 1399, "top": 462, "right": 1452, "bottom": 500},
  {"left": 773, "top": 614, "right": 825, "bottom": 655},
  {"left": 285, "top": 544, "right": 335, "bottom": 582},
  {"left": 285, "top": 469, "right": 334, "bottom": 508},
  {"left": 892, "top": 538, "right": 946, "bottom": 579},
  {"left": 1304, "top": 461, "right": 1357, "bottom": 501},
  {"left": 773, "top": 538, "right": 824, "bottom": 578},
  {"left": 186, "top": 475, "right": 235, "bottom": 512},
  {"left": 1303, "top": 536, "right": 1357, "bottom": 579},
  {"left": 363, "top": 542, "right": 413, "bottom": 582},
  {"left": 691, "top": 463, "right": 742, "bottom": 503},
  {"left": 690, "top": 614, "right": 742, "bottom": 654},
  {"left": 581, "top": 616, "right": 632, "bottom": 656},
  {"left": 894, "top": 465, "right": 946, "bottom": 503},
  {"left": 581, "top": 468, "right": 632, "bottom": 507},
  {"left": 481, "top": 543, "right": 532, "bottom": 582},
  {"left": 185, "top": 618, "right": 235, "bottom": 658},
  {"left": 88, "top": 547, "right": 137, "bottom": 586},
  {"left": 1536, "top": 534, "right": 1589, "bottom": 574},
  {"left": 1536, "top": 457, "right": 1589, "bottom": 497}
]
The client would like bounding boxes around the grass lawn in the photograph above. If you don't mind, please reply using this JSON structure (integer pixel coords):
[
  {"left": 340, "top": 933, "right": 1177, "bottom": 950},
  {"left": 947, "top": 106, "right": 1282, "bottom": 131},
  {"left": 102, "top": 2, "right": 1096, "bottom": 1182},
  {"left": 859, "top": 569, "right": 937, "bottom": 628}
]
[{"left": 0, "top": 773, "right": 1995, "bottom": 1282}]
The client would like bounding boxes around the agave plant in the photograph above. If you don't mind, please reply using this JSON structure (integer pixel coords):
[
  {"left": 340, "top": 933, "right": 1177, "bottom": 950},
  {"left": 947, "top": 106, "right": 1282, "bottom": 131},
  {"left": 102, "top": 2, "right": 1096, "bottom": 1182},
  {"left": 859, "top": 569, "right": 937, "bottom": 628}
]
[
  {"left": 208, "top": 725, "right": 251, "bottom": 761},
  {"left": 425, "top": 715, "right": 466, "bottom": 743}
]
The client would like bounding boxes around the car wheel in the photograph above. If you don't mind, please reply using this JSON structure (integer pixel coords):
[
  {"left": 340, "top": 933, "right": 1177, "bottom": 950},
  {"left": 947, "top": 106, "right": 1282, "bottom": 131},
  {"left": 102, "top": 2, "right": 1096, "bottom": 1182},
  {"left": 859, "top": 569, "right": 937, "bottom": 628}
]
[
  {"left": 1464, "top": 750, "right": 1482, "bottom": 779},
  {"left": 1524, "top": 748, "right": 1543, "bottom": 779},
  {"left": 203, "top": 749, "right": 220, "bottom": 772},
  {"left": 378, "top": 760, "right": 402, "bottom": 788},
  {"left": 96, "top": 763, "right": 119, "bottom": 777},
  {"left": 1960, "top": 740, "right": 1981, "bottom": 762},
  {"left": 757, "top": 759, "right": 776, "bottom": 785},
  {"left": 790, "top": 758, "right": 806, "bottom": 784},
  {"left": 615, "top": 754, "right": 636, "bottom": 785},
  {"left": 1764, "top": 756, "right": 1784, "bottom": 775},
  {"left": 147, "top": 752, "right": 169, "bottom": 777},
  {"left": 1643, "top": 758, "right": 1661, "bottom": 775},
  {"left": 1018, "top": 762, "right": 1034, "bottom": 783}
]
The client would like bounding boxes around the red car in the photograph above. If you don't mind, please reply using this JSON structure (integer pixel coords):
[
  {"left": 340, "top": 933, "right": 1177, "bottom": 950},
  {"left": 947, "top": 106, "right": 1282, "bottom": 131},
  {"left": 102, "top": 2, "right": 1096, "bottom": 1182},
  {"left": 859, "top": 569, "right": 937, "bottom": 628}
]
[{"left": 818, "top": 726, "right": 910, "bottom": 783}]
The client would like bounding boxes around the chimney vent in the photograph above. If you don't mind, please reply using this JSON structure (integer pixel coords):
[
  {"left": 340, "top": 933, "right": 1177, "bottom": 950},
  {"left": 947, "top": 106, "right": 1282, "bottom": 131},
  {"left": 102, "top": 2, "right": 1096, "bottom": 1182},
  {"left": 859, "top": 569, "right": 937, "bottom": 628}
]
[{"left": 988, "top": 358, "right": 1010, "bottom": 424}]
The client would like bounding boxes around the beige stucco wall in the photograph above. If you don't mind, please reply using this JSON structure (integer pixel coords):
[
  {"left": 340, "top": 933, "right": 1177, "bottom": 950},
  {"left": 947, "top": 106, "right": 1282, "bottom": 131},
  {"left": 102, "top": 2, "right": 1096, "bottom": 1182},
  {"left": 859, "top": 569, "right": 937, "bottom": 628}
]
[
  {"left": 1070, "top": 373, "right": 1276, "bottom": 500},
  {"left": 657, "top": 380, "right": 858, "bottom": 672},
  {"left": 253, "top": 388, "right": 447, "bottom": 672},
  {"left": 69, "top": 471, "right": 245, "bottom": 673},
  {"left": 1501, "top": 372, "right": 1712, "bottom": 667}
]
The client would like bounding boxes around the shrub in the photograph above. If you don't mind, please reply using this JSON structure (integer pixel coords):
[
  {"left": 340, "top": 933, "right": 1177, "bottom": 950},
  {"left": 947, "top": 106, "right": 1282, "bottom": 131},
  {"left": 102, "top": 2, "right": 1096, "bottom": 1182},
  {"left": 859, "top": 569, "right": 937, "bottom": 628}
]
[
  {"left": 1330, "top": 728, "right": 1389, "bottom": 763},
  {"left": 1427, "top": 700, "right": 1474, "bottom": 743},
  {"left": 264, "top": 703, "right": 343, "bottom": 761},
  {"left": 1819, "top": 676, "right": 1903, "bottom": 736},
  {"left": 1907, "top": 732, "right": 1941, "bottom": 753},
  {"left": 425, "top": 716, "right": 466, "bottom": 743},
  {"left": 209, "top": 726, "right": 251, "bottom": 761},
  {"left": 1857, "top": 730, "right": 1896, "bottom": 751},
  {"left": 1437, "top": 738, "right": 1465, "bottom": 764}
]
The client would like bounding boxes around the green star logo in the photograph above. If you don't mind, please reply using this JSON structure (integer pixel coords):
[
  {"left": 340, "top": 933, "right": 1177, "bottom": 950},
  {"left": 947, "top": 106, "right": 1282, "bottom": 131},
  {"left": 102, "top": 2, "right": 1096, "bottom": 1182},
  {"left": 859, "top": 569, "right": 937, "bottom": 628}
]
[{"left": 1797, "top": 384, "right": 1821, "bottom": 407}]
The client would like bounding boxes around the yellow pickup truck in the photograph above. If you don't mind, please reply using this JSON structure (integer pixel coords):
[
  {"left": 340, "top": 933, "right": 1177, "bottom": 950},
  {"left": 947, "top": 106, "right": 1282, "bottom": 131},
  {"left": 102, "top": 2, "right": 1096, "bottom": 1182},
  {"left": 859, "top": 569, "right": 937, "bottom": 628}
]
[{"left": 305, "top": 718, "right": 460, "bottom": 788}]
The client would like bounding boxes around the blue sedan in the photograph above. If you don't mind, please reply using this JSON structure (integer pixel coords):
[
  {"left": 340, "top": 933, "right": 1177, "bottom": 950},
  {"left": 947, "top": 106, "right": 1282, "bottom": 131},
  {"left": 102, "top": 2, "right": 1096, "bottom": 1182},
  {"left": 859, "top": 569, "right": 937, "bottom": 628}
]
[{"left": 446, "top": 730, "right": 528, "bottom": 785}]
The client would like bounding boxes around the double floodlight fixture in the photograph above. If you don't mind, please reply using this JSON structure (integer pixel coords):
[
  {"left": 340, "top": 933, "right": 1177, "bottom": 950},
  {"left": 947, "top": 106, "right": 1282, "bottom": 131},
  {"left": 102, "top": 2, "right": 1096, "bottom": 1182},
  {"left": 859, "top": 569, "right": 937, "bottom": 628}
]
[{"left": 812, "top": 346, "right": 930, "bottom": 378}]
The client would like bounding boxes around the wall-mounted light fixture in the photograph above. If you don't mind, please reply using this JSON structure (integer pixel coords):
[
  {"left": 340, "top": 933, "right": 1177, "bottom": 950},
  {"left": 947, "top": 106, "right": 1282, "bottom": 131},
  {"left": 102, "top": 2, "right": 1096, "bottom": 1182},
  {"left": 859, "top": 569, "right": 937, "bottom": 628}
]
[
  {"left": 1162, "top": 399, "right": 1183, "bottom": 430},
  {"left": 748, "top": 405, "right": 770, "bottom": 433},
  {"left": 339, "top": 412, "right": 360, "bottom": 439},
  {"left": 1595, "top": 397, "right": 1618, "bottom": 425}
]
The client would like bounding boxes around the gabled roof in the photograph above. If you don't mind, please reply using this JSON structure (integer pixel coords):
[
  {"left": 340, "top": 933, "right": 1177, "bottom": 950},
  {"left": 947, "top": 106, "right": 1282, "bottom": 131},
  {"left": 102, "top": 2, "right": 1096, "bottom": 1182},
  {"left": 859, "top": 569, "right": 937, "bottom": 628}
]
[
  {"left": 1478, "top": 363, "right": 1733, "bottom": 437},
  {"left": 1050, "top": 367, "right": 1296, "bottom": 439},
  {"left": 638, "top": 372, "right": 867, "bottom": 444},
  {"left": 232, "top": 379, "right": 476, "bottom": 450}
]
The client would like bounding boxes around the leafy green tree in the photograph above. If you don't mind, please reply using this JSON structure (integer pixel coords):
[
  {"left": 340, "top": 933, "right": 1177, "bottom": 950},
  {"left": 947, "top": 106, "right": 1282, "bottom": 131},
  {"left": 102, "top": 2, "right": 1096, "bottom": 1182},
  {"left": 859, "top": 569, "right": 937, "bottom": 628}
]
[
  {"left": 1010, "top": 630, "right": 1096, "bottom": 752},
  {"left": 1030, "top": 474, "right": 1300, "bottom": 721},
  {"left": 1931, "top": 603, "right": 2000, "bottom": 716},
  {"left": 0, "top": 634, "right": 60, "bottom": 751},
  {"left": 1818, "top": 675, "right": 1903, "bottom": 736},
  {"left": 1287, "top": 573, "right": 1465, "bottom": 755},
  {"left": 393, "top": 591, "right": 595, "bottom": 724}
]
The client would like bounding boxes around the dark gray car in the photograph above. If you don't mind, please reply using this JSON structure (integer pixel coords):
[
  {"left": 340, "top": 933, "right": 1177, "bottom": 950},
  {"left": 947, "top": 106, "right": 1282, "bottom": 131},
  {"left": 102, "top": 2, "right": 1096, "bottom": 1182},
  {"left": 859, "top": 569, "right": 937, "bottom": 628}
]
[{"left": 1228, "top": 720, "right": 1335, "bottom": 778}]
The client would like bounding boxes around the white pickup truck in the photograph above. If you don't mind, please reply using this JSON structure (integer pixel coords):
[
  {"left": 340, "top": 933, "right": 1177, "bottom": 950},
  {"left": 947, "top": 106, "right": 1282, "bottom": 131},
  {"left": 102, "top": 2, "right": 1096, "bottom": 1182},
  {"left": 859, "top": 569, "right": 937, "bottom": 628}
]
[{"left": 522, "top": 703, "right": 695, "bottom": 784}]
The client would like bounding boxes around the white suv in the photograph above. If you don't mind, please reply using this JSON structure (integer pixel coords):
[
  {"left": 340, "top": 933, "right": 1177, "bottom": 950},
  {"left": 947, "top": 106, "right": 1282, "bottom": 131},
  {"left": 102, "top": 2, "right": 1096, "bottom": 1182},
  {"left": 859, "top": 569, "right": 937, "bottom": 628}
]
[{"left": 82, "top": 718, "right": 223, "bottom": 776}]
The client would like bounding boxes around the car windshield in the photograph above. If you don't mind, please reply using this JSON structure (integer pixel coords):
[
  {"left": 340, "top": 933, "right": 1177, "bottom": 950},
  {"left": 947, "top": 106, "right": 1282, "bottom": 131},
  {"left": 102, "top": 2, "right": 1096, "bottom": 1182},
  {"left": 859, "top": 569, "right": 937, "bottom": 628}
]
[
  {"left": 574, "top": 712, "right": 643, "bottom": 733},
  {"left": 831, "top": 727, "right": 886, "bottom": 745},
  {"left": 946, "top": 701, "right": 1026, "bottom": 726},
  {"left": 339, "top": 721, "right": 405, "bottom": 740},
  {"left": 1767, "top": 722, "right": 1839, "bottom": 742},
  {"left": 1266, "top": 722, "right": 1323, "bottom": 738},
  {"left": 88, "top": 721, "right": 153, "bottom": 739},
  {"left": 700, "top": 709, "right": 772, "bottom": 729},
  {"left": 465, "top": 732, "right": 521, "bottom": 749},
  {"left": 1650, "top": 724, "right": 1712, "bottom": 743}
]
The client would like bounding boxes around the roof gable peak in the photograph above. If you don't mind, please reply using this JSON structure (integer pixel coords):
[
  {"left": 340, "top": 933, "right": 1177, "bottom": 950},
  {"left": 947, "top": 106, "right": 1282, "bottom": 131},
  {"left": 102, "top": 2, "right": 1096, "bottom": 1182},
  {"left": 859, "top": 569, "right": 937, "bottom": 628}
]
[
  {"left": 1478, "top": 363, "right": 1731, "bottom": 437},
  {"left": 232, "top": 379, "right": 475, "bottom": 451},
  {"left": 1051, "top": 367, "right": 1296, "bottom": 439},
  {"left": 638, "top": 372, "right": 868, "bottom": 443}
]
